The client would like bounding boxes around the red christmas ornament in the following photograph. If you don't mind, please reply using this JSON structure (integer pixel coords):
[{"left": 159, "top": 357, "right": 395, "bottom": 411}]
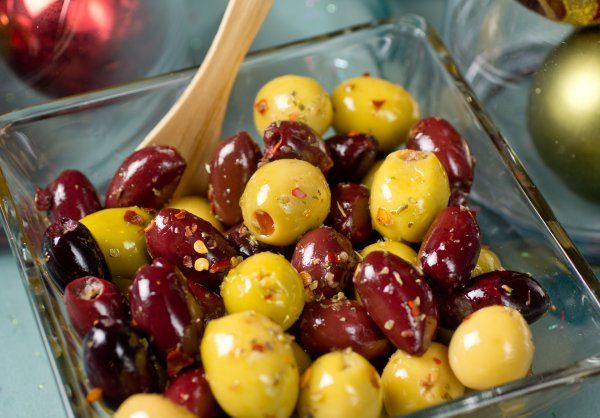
[{"left": 0, "top": 0, "right": 168, "bottom": 97}]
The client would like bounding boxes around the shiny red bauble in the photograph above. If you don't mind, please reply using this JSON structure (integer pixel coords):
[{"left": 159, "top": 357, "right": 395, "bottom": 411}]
[{"left": 0, "top": 0, "right": 168, "bottom": 96}]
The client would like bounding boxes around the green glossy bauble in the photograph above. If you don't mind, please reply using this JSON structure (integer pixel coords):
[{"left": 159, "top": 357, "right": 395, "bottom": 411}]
[{"left": 528, "top": 26, "right": 600, "bottom": 202}]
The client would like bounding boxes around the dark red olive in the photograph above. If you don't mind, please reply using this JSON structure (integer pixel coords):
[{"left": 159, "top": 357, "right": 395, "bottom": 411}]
[
  {"left": 34, "top": 170, "right": 101, "bottom": 221},
  {"left": 145, "top": 208, "right": 238, "bottom": 290},
  {"left": 208, "top": 132, "right": 262, "bottom": 226},
  {"left": 64, "top": 276, "right": 129, "bottom": 337},
  {"left": 105, "top": 145, "right": 186, "bottom": 209},
  {"left": 261, "top": 120, "right": 333, "bottom": 174},
  {"left": 83, "top": 321, "right": 160, "bottom": 408},
  {"left": 42, "top": 218, "right": 110, "bottom": 290},
  {"left": 291, "top": 226, "right": 359, "bottom": 301},
  {"left": 354, "top": 251, "right": 438, "bottom": 355},
  {"left": 326, "top": 133, "right": 378, "bottom": 183},
  {"left": 419, "top": 206, "right": 481, "bottom": 293},
  {"left": 328, "top": 183, "right": 372, "bottom": 244},
  {"left": 224, "top": 223, "right": 273, "bottom": 258},
  {"left": 129, "top": 258, "right": 203, "bottom": 376},
  {"left": 407, "top": 117, "right": 474, "bottom": 206},
  {"left": 187, "top": 281, "right": 226, "bottom": 325},
  {"left": 300, "top": 298, "right": 391, "bottom": 359},
  {"left": 164, "top": 368, "right": 219, "bottom": 418},
  {"left": 440, "top": 270, "right": 550, "bottom": 329}
]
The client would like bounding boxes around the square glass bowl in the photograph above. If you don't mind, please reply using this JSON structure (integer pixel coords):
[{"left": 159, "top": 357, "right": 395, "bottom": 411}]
[{"left": 0, "top": 15, "right": 599, "bottom": 418}]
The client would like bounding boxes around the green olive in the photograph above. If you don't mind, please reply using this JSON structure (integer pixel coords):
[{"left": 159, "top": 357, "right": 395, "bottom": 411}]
[
  {"left": 370, "top": 150, "right": 450, "bottom": 243},
  {"left": 361, "top": 159, "right": 384, "bottom": 190},
  {"left": 253, "top": 75, "right": 333, "bottom": 136},
  {"left": 292, "top": 340, "right": 312, "bottom": 375},
  {"left": 382, "top": 343, "right": 465, "bottom": 415},
  {"left": 360, "top": 240, "right": 419, "bottom": 268},
  {"left": 80, "top": 207, "right": 152, "bottom": 280},
  {"left": 114, "top": 394, "right": 196, "bottom": 418},
  {"left": 167, "top": 195, "right": 223, "bottom": 231},
  {"left": 221, "top": 252, "right": 305, "bottom": 330},
  {"left": 332, "top": 76, "right": 420, "bottom": 152},
  {"left": 298, "top": 349, "right": 383, "bottom": 418},
  {"left": 472, "top": 246, "right": 503, "bottom": 277},
  {"left": 201, "top": 311, "right": 299, "bottom": 418},
  {"left": 449, "top": 306, "right": 534, "bottom": 390},
  {"left": 240, "top": 159, "right": 330, "bottom": 246}
]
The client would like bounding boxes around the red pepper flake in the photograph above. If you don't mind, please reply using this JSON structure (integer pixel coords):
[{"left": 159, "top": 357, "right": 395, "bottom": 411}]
[
  {"left": 362, "top": 72, "right": 371, "bottom": 77},
  {"left": 209, "top": 259, "right": 231, "bottom": 273},
  {"left": 254, "top": 98, "right": 269, "bottom": 115},
  {"left": 251, "top": 342, "right": 266, "bottom": 352},
  {"left": 433, "top": 357, "right": 442, "bottom": 365},
  {"left": 376, "top": 208, "right": 392, "bottom": 226},
  {"left": 264, "top": 293, "right": 274, "bottom": 300},
  {"left": 124, "top": 210, "right": 145, "bottom": 226},
  {"left": 253, "top": 210, "right": 275, "bottom": 235},
  {"left": 369, "top": 368, "right": 380, "bottom": 389},
  {"left": 347, "top": 130, "right": 362, "bottom": 137},
  {"left": 372, "top": 99, "right": 386, "bottom": 110},
  {"left": 86, "top": 387, "right": 103, "bottom": 403},
  {"left": 292, "top": 187, "right": 307, "bottom": 199},
  {"left": 271, "top": 139, "right": 284, "bottom": 155},
  {"left": 408, "top": 300, "right": 421, "bottom": 318},
  {"left": 166, "top": 350, "right": 194, "bottom": 377},
  {"left": 131, "top": 319, "right": 138, "bottom": 327},
  {"left": 174, "top": 210, "right": 186, "bottom": 220},
  {"left": 288, "top": 111, "right": 300, "bottom": 122}
]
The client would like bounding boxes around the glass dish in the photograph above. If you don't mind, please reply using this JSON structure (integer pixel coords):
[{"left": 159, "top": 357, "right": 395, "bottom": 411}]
[{"left": 0, "top": 15, "right": 598, "bottom": 418}]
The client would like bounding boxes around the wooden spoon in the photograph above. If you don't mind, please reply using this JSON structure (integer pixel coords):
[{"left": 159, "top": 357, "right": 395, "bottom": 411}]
[{"left": 136, "top": 0, "right": 273, "bottom": 195}]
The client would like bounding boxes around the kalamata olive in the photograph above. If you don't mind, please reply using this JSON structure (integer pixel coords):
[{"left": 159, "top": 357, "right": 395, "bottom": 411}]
[
  {"left": 129, "top": 258, "right": 203, "bottom": 376},
  {"left": 354, "top": 251, "right": 438, "bottom": 355},
  {"left": 291, "top": 226, "right": 358, "bottom": 301},
  {"left": 42, "top": 218, "right": 110, "bottom": 289},
  {"left": 328, "top": 183, "right": 373, "bottom": 244},
  {"left": 164, "top": 368, "right": 219, "bottom": 418},
  {"left": 106, "top": 145, "right": 186, "bottom": 209},
  {"left": 83, "top": 321, "right": 160, "bottom": 408},
  {"left": 208, "top": 132, "right": 262, "bottom": 226},
  {"left": 187, "top": 281, "right": 226, "bottom": 325},
  {"left": 145, "top": 208, "right": 238, "bottom": 290},
  {"left": 326, "top": 132, "right": 378, "bottom": 183},
  {"left": 299, "top": 298, "right": 391, "bottom": 359},
  {"left": 224, "top": 223, "right": 274, "bottom": 258},
  {"left": 260, "top": 120, "right": 333, "bottom": 175},
  {"left": 407, "top": 117, "right": 474, "bottom": 206},
  {"left": 34, "top": 170, "right": 101, "bottom": 221},
  {"left": 419, "top": 206, "right": 481, "bottom": 292},
  {"left": 64, "top": 276, "right": 129, "bottom": 337},
  {"left": 440, "top": 270, "right": 550, "bottom": 329}
]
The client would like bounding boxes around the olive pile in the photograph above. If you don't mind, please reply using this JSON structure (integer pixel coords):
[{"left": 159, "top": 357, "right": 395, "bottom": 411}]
[{"left": 36, "top": 74, "right": 550, "bottom": 418}]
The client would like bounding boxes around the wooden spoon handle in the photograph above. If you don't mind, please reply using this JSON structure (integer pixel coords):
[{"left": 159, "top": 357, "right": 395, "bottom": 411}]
[{"left": 137, "top": 0, "right": 273, "bottom": 193}]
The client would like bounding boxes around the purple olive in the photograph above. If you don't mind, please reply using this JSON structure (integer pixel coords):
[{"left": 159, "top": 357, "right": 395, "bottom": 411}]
[
  {"left": 208, "top": 132, "right": 262, "bottom": 226},
  {"left": 187, "top": 281, "right": 226, "bottom": 325},
  {"left": 145, "top": 208, "right": 238, "bottom": 290},
  {"left": 260, "top": 120, "right": 333, "bottom": 174},
  {"left": 300, "top": 298, "right": 391, "bottom": 359},
  {"left": 224, "top": 223, "right": 273, "bottom": 258},
  {"left": 34, "top": 170, "right": 101, "bottom": 221},
  {"left": 328, "top": 183, "right": 373, "bottom": 244},
  {"left": 291, "top": 226, "right": 359, "bottom": 301},
  {"left": 440, "top": 270, "right": 550, "bottom": 328},
  {"left": 42, "top": 218, "right": 110, "bottom": 289},
  {"left": 129, "top": 258, "right": 203, "bottom": 376},
  {"left": 407, "top": 117, "right": 474, "bottom": 206},
  {"left": 105, "top": 145, "right": 186, "bottom": 209},
  {"left": 326, "top": 132, "right": 378, "bottom": 183},
  {"left": 419, "top": 206, "right": 481, "bottom": 292},
  {"left": 83, "top": 321, "right": 160, "bottom": 408},
  {"left": 64, "top": 276, "right": 129, "bottom": 337},
  {"left": 164, "top": 368, "right": 219, "bottom": 418},
  {"left": 354, "top": 251, "right": 438, "bottom": 355}
]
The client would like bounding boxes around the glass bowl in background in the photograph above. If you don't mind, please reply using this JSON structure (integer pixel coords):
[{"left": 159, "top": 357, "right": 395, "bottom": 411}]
[
  {"left": 0, "top": 15, "right": 599, "bottom": 418},
  {"left": 445, "top": 0, "right": 600, "bottom": 264}
]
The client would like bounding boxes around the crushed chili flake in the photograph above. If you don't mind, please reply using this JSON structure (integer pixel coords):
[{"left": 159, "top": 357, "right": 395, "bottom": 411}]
[
  {"left": 291, "top": 187, "right": 307, "bottom": 199},
  {"left": 86, "top": 387, "right": 103, "bottom": 403},
  {"left": 193, "top": 240, "right": 208, "bottom": 254},
  {"left": 131, "top": 319, "right": 138, "bottom": 327},
  {"left": 123, "top": 210, "right": 145, "bottom": 226},
  {"left": 210, "top": 259, "right": 231, "bottom": 273},
  {"left": 433, "top": 357, "right": 442, "bottom": 365},
  {"left": 362, "top": 72, "right": 371, "bottom": 77},
  {"left": 372, "top": 99, "right": 386, "bottom": 110},
  {"left": 348, "top": 130, "right": 362, "bottom": 137},
  {"left": 174, "top": 210, "right": 186, "bottom": 220},
  {"left": 251, "top": 342, "right": 266, "bottom": 352},
  {"left": 255, "top": 98, "right": 269, "bottom": 115},
  {"left": 288, "top": 111, "right": 301, "bottom": 122},
  {"left": 408, "top": 300, "right": 421, "bottom": 318},
  {"left": 376, "top": 208, "right": 392, "bottom": 226}
]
